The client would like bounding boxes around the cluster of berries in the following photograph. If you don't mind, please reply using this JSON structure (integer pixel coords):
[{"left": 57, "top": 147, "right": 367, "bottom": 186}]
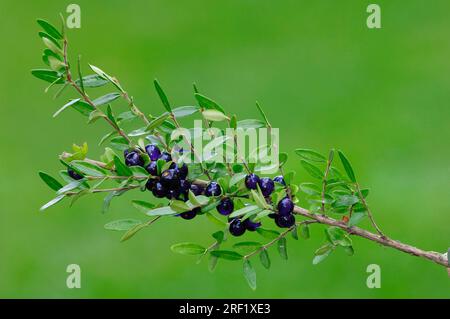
[{"left": 67, "top": 144, "right": 295, "bottom": 237}]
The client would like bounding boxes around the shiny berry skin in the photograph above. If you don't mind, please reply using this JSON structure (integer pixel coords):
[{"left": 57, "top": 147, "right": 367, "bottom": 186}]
[
  {"left": 125, "top": 151, "right": 144, "bottom": 167},
  {"left": 277, "top": 197, "right": 294, "bottom": 215},
  {"left": 229, "top": 218, "right": 246, "bottom": 236},
  {"left": 275, "top": 213, "right": 295, "bottom": 228},
  {"left": 145, "top": 178, "right": 156, "bottom": 191},
  {"left": 145, "top": 144, "right": 161, "bottom": 161},
  {"left": 159, "top": 152, "right": 172, "bottom": 162},
  {"left": 179, "top": 180, "right": 191, "bottom": 194},
  {"left": 274, "top": 175, "right": 286, "bottom": 185},
  {"left": 174, "top": 163, "right": 188, "bottom": 180},
  {"left": 145, "top": 161, "right": 158, "bottom": 176},
  {"left": 245, "top": 174, "right": 260, "bottom": 190},
  {"left": 67, "top": 168, "right": 83, "bottom": 180},
  {"left": 123, "top": 149, "right": 130, "bottom": 157},
  {"left": 205, "top": 182, "right": 222, "bottom": 197},
  {"left": 180, "top": 207, "right": 200, "bottom": 220},
  {"left": 160, "top": 169, "right": 180, "bottom": 188},
  {"left": 216, "top": 198, "right": 234, "bottom": 215},
  {"left": 244, "top": 219, "right": 261, "bottom": 231},
  {"left": 190, "top": 184, "right": 204, "bottom": 196},
  {"left": 166, "top": 188, "right": 181, "bottom": 200},
  {"left": 152, "top": 182, "right": 167, "bottom": 198},
  {"left": 258, "top": 177, "right": 274, "bottom": 197}
]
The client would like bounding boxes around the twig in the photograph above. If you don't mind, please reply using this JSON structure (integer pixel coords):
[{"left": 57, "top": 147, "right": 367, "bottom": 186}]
[{"left": 355, "top": 182, "right": 385, "bottom": 237}]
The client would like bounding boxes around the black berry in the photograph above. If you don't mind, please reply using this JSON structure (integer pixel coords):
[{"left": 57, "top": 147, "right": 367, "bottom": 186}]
[
  {"left": 274, "top": 175, "right": 286, "bottom": 185},
  {"left": 229, "top": 218, "right": 246, "bottom": 236},
  {"left": 145, "top": 178, "right": 156, "bottom": 191},
  {"left": 190, "top": 184, "right": 204, "bottom": 196},
  {"left": 275, "top": 213, "right": 295, "bottom": 228},
  {"left": 244, "top": 219, "right": 261, "bottom": 231},
  {"left": 159, "top": 152, "right": 172, "bottom": 162},
  {"left": 67, "top": 168, "right": 83, "bottom": 180},
  {"left": 277, "top": 196, "right": 294, "bottom": 215},
  {"left": 125, "top": 151, "right": 144, "bottom": 167},
  {"left": 216, "top": 197, "right": 234, "bottom": 216},
  {"left": 145, "top": 161, "right": 158, "bottom": 176},
  {"left": 152, "top": 182, "right": 167, "bottom": 198},
  {"left": 245, "top": 174, "right": 260, "bottom": 190},
  {"left": 166, "top": 188, "right": 181, "bottom": 200},
  {"left": 180, "top": 207, "right": 200, "bottom": 220},
  {"left": 145, "top": 144, "right": 161, "bottom": 161},
  {"left": 205, "top": 182, "right": 222, "bottom": 197},
  {"left": 174, "top": 163, "right": 188, "bottom": 180},
  {"left": 179, "top": 180, "right": 191, "bottom": 195},
  {"left": 160, "top": 169, "right": 180, "bottom": 189},
  {"left": 258, "top": 177, "right": 274, "bottom": 197}
]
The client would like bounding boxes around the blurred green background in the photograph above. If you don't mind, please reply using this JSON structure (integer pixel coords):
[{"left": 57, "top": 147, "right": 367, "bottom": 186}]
[{"left": 0, "top": 0, "right": 449, "bottom": 298}]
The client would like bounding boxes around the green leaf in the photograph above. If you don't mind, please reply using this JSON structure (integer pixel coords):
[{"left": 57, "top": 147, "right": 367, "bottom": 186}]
[
  {"left": 313, "top": 244, "right": 334, "bottom": 265},
  {"left": 253, "top": 209, "right": 272, "bottom": 221},
  {"left": 251, "top": 190, "right": 268, "bottom": 210},
  {"left": 233, "top": 241, "right": 262, "bottom": 250},
  {"left": 154, "top": 79, "right": 171, "bottom": 112},
  {"left": 89, "top": 64, "right": 123, "bottom": 92},
  {"left": 278, "top": 152, "right": 288, "bottom": 167},
  {"left": 40, "top": 195, "right": 65, "bottom": 211},
  {"left": 57, "top": 179, "right": 85, "bottom": 195},
  {"left": 256, "top": 228, "right": 280, "bottom": 239},
  {"left": 243, "top": 259, "right": 257, "bottom": 290},
  {"left": 333, "top": 195, "right": 359, "bottom": 208},
  {"left": 295, "top": 149, "right": 327, "bottom": 162},
  {"left": 37, "top": 19, "right": 62, "bottom": 40},
  {"left": 170, "top": 200, "right": 192, "bottom": 213},
  {"left": 212, "top": 231, "right": 225, "bottom": 244},
  {"left": 146, "top": 113, "right": 170, "bottom": 131},
  {"left": 229, "top": 172, "right": 247, "bottom": 187},
  {"left": 259, "top": 249, "right": 271, "bottom": 269},
  {"left": 104, "top": 219, "right": 141, "bottom": 231},
  {"left": 277, "top": 237, "right": 288, "bottom": 260},
  {"left": 210, "top": 250, "right": 243, "bottom": 261},
  {"left": 120, "top": 223, "right": 147, "bottom": 242},
  {"left": 237, "top": 119, "right": 265, "bottom": 129},
  {"left": 300, "top": 160, "right": 323, "bottom": 179},
  {"left": 343, "top": 245, "right": 354, "bottom": 256},
  {"left": 145, "top": 206, "right": 178, "bottom": 216},
  {"left": 208, "top": 254, "right": 219, "bottom": 272},
  {"left": 70, "top": 161, "right": 106, "bottom": 177},
  {"left": 205, "top": 211, "right": 227, "bottom": 227},
  {"left": 171, "top": 243, "right": 207, "bottom": 255},
  {"left": 348, "top": 211, "right": 367, "bottom": 226},
  {"left": 113, "top": 156, "right": 132, "bottom": 176},
  {"left": 31, "top": 69, "right": 64, "bottom": 84},
  {"left": 72, "top": 100, "right": 95, "bottom": 116},
  {"left": 194, "top": 93, "right": 225, "bottom": 113},
  {"left": 93, "top": 93, "right": 121, "bottom": 106},
  {"left": 255, "top": 102, "right": 270, "bottom": 127},
  {"left": 299, "top": 183, "right": 321, "bottom": 196},
  {"left": 291, "top": 225, "right": 299, "bottom": 240},
  {"left": 338, "top": 150, "right": 356, "bottom": 183},
  {"left": 132, "top": 200, "right": 155, "bottom": 214},
  {"left": 325, "top": 227, "right": 352, "bottom": 247},
  {"left": 229, "top": 205, "right": 260, "bottom": 218},
  {"left": 75, "top": 74, "right": 108, "bottom": 88},
  {"left": 202, "top": 109, "right": 229, "bottom": 122},
  {"left": 38, "top": 172, "right": 63, "bottom": 191},
  {"left": 172, "top": 106, "right": 199, "bottom": 118},
  {"left": 300, "top": 223, "right": 310, "bottom": 239}
]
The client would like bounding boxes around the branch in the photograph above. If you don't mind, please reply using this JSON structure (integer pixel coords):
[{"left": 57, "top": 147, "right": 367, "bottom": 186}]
[{"left": 293, "top": 206, "right": 448, "bottom": 268}]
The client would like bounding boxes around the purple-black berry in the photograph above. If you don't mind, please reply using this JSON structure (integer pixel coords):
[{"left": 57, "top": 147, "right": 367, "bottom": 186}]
[
  {"left": 275, "top": 213, "right": 295, "bottom": 228},
  {"left": 145, "top": 144, "right": 161, "bottom": 161},
  {"left": 180, "top": 207, "right": 200, "bottom": 220},
  {"left": 174, "top": 163, "right": 188, "bottom": 180},
  {"left": 145, "top": 161, "right": 158, "bottom": 176},
  {"left": 258, "top": 177, "right": 274, "bottom": 197},
  {"left": 244, "top": 219, "right": 261, "bottom": 231},
  {"left": 205, "top": 182, "right": 221, "bottom": 197},
  {"left": 159, "top": 152, "right": 172, "bottom": 162},
  {"left": 67, "top": 168, "right": 83, "bottom": 180},
  {"left": 216, "top": 197, "right": 234, "bottom": 215},
  {"left": 229, "top": 218, "right": 246, "bottom": 236},
  {"left": 245, "top": 174, "right": 260, "bottom": 190},
  {"left": 160, "top": 169, "right": 180, "bottom": 189},
  {"left": 277, "top": 196, "right": 294, "bottom": 215},
  {"left": 152, "top": 182, "right": 167, "bottom": 198},
  {"left": 274, "top": 175, "right": 286, "bottom": 185},
  {"left": 145, "top": 178, "right": 156, "bottom": 191},
  {"left": 190, "top": 184, "right": 204, "bottom": 196},
  {"left": 125, "top": 151, "right": 144, "bottom": 167},
  {"left": 179, "top": 180, "right": 191, "bottom": 195}
]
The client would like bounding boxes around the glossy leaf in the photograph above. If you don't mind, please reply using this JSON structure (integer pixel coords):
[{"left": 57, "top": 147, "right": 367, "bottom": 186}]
[
  {"left": 38, "top": 172, "right": 63, "bottom": 191},
  {"left": 277, "top": 237, "right": 288, "bottom": 260},
  {"left": 194, "top": 93, "right": 225, "bottom": 113},
  {"left": 338, "top": 150, "right": 356, "bottom": 183},
  {"left": 171, "top": 243, "right": 207, "bottom": 255},
  {"left": 154, "top": 79, "right": 171, "bottom": 112},
  {"left": 104, "top": 219, "right": 141, "bottom": 231},
  {"left": 243, "top": 259, "right": 257, "bottom": 290},
  {"left": 300, "top": 160, "right": 323, "bottom": 179},
  {"left": 210, "top": 250, "right": 243, "bottom": 261}
]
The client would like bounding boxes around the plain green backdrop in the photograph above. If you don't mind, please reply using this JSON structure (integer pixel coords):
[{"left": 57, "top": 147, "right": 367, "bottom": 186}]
[{"left": 0, "top": 0, "right": 449, "bottom": 298}]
